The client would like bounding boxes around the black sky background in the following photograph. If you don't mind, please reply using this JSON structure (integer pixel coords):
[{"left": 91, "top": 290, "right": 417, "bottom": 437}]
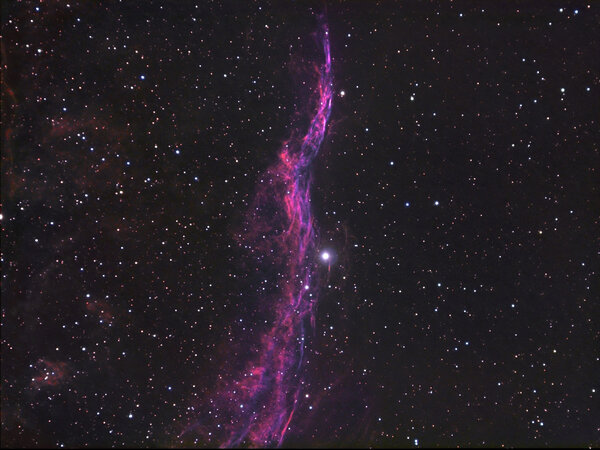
[{"left": 2, "top": 1, "right": 598, "bottom": 448}]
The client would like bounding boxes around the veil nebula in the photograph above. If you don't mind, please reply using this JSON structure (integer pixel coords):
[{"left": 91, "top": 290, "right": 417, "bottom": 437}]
[{"left": 183, "top": 17, "right": 333, "bottom": 448}]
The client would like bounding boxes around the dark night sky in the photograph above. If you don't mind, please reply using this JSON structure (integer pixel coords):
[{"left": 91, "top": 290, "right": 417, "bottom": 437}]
[{"left": 1, "top": 1, "right": 598, "bottom": 448}]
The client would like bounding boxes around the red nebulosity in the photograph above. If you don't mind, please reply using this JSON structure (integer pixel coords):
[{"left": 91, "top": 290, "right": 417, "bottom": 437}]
[
  {"left": 184, "top": 20, "right": 333, "bottom": 448},
  {"left": 85, "top": 299, "right": 114, "bottom": 324},
  {"left": 30, "top": 359, "right": 69, "bottom": 389}
]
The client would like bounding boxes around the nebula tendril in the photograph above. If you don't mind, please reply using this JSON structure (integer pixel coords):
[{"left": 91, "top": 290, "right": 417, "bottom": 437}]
[{"left": 182, "top": 18, "right": 333, "bottom": 448}]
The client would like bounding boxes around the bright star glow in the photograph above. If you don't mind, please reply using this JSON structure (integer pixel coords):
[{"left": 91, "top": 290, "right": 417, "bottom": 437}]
[{"left": 321, "top": 251, "right": 330, "bottom": 261}]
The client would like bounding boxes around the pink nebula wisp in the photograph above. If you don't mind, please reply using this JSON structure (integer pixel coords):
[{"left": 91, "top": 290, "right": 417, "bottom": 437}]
[{"left": 183, "top": 19, "right": 333, "bottom": 448}]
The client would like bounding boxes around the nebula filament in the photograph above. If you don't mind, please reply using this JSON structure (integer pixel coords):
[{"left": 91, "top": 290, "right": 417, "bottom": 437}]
[
  {"left": 225, "top": 20, "right": 332, "bottom": 448},
  {"left": 181, "top": 18, "right": 334, "bottom": 448}
]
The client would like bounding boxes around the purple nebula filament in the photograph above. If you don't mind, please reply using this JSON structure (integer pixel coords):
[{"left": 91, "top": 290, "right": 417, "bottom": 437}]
[{"left": 185, "top": 19, "right": 334, "bottom": 448}]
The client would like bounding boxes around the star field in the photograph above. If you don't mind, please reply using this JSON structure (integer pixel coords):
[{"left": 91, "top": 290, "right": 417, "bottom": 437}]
[{"left": 1, "top": 1, "right": 598, "bottom": 448}]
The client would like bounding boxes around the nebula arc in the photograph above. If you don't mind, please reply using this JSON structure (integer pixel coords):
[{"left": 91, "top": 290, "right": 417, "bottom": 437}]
[
  {"left": 228, "top": 20, "right": 332, "bottom": 447},
  {"left": 185, "top": 18, "right": 333, "bottom": 449}
]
